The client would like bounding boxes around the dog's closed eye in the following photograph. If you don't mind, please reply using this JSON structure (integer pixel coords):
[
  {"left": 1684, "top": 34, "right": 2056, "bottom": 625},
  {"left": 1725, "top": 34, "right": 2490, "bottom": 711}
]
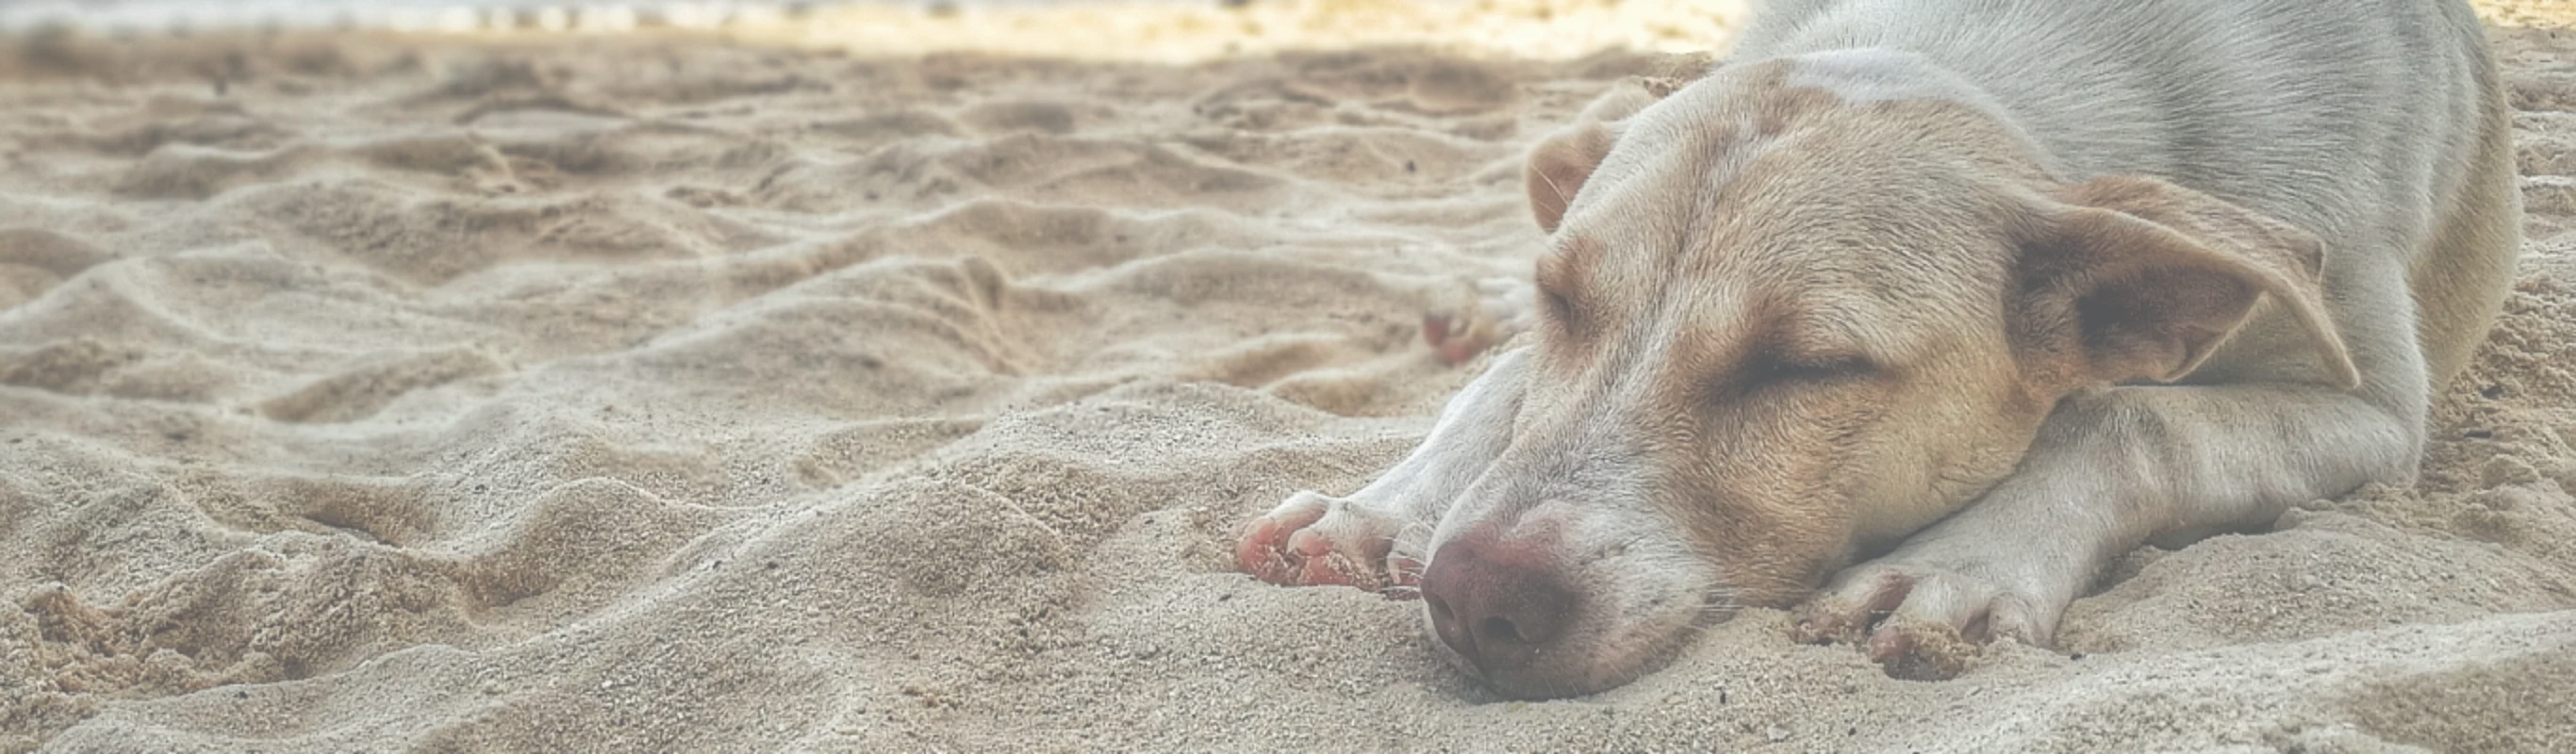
[
  {"left": 1541, "top": 286, "right": 1584, "bottom": 329},
  {"left": 1535, "top": 245, "right": 1595, "bottom": 336},
  {"left": 1744, "top": 353, "right": 1877, "bottom": 392}
]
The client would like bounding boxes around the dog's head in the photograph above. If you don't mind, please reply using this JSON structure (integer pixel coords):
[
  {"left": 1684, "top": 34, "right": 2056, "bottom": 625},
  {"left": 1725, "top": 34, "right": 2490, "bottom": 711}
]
[{"left": 1416, "top": 56, "right": 2357, "bottom": 698}]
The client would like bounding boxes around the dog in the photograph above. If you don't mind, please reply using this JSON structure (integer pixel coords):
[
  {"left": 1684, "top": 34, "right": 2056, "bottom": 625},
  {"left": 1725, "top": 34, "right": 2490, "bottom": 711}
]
[{"left": 1236, "top": 0, "right": 2519, "bottom": 698}]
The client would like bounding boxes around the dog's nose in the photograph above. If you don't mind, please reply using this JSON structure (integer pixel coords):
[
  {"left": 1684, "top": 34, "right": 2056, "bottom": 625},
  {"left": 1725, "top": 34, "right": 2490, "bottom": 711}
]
[{"left": 1419, "top": 533, "right": 1577, "bottom": 673}]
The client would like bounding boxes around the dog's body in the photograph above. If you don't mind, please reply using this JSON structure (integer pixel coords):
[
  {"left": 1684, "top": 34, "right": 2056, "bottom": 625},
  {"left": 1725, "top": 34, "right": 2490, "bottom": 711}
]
[{"left": 1238, "top": 0, "right": 2518, "bottom": 697}]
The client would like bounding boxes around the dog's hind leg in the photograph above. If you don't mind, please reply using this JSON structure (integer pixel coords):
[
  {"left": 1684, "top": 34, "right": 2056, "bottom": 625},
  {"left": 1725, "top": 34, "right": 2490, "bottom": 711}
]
[{"left": 1237, "top": 347, "right": 1530, "bottom": 596}]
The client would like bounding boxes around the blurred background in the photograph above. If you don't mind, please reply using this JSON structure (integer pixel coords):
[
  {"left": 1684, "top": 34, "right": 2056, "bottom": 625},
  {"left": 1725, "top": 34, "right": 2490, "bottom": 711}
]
[
  {"left": 6, "top": 0, "right": 2564, "bottom": 63},
  {"left": 0, "top": 0, "right": 1751, "bottom": 61}
]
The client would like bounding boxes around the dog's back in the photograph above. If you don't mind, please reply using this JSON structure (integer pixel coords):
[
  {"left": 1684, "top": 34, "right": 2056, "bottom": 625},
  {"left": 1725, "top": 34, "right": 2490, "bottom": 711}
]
[{"left": 1734, "top": 0, "right": 2519, "bottom": 395}]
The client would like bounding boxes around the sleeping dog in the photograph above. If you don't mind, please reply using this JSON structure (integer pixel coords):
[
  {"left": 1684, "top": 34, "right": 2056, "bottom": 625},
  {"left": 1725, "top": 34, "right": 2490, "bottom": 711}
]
[{"left": 1238, "top": 0, "right": 2519, "bottom": 697}]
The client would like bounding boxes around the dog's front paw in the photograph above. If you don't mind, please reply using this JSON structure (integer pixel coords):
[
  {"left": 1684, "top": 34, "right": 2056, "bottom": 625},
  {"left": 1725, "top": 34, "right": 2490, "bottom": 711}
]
[
  {"left": 1794, "top": 559, "right": 2058, "bottom": 680},
  {"left": 1423, "top": 276, "right": 1535, "bottom": 366},
  {"left": 1235, "top": 491, "right": 1422, "bottom": 597}
]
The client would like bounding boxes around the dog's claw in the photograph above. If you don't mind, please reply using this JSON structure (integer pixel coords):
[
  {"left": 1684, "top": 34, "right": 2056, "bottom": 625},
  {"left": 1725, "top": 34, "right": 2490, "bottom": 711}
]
[
  {"left": 1865, "top": 626, "right": 1916, "bottom": 662},
  {"left": 1864, "top": 617, "right": 1978, "bottom": 680}
]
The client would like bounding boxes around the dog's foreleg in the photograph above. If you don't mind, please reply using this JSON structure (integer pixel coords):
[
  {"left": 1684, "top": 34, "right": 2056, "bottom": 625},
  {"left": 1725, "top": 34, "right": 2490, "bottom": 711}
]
[
  {"left": 1802, "top": 378, "right": 2422, "bottom": 677},
  {"left": 1237, "top": 347, "right": 1531, "bottom": 596}
]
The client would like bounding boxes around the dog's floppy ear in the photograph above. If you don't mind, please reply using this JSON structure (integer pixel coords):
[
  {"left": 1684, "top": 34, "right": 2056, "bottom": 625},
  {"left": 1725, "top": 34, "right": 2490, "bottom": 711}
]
[
  {"left": 1525, "top": 84, "right": 1661, "bottom": 233},
  {"left": 2014, "top": 175, "right": 2360, "bottom": 388},
  {"left": 1525, "top": 123, "right": 1615, "bottom": 233}
]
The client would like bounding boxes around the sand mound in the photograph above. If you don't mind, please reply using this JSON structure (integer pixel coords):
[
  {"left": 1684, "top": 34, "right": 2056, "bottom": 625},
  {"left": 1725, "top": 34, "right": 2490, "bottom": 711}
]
[{"left": 3, "top": 21, "right": 2574, "bottom": 754}]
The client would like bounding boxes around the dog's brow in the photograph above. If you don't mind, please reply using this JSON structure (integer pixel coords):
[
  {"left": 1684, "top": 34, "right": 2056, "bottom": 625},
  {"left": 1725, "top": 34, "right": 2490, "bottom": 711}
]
[
  {"left": 1540, "top": 237, "right": 1607, "bottom": 291},
  {"left": 1762, "top": 295, "right": 1894, "bottom": 364}
]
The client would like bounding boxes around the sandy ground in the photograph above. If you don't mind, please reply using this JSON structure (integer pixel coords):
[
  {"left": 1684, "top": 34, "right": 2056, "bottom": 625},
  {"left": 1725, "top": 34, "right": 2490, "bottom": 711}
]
[{"left": 4, "top": 7, "right": 2576, "bottom": 753}]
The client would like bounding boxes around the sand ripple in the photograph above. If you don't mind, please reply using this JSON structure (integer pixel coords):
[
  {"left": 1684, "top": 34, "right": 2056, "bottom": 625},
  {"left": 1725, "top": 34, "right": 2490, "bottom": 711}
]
[{"left": 1, "top": 24, "right": 2573, "bottom": 754}]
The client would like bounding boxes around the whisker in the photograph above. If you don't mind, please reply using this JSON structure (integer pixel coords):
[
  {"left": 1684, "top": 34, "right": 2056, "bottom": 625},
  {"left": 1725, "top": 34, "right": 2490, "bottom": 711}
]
[
  {"left": 1535, "top": 165, "right": 1571, "bottom": 205},
  {"left": 1693, "top": 588, "right": 1744, "bottom": 623}
]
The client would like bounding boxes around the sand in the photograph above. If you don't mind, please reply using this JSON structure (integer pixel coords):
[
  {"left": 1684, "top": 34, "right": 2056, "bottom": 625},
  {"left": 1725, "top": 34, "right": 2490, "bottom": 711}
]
[{"left": 3, "top": 8, "right": 2576, "bottom": 753}]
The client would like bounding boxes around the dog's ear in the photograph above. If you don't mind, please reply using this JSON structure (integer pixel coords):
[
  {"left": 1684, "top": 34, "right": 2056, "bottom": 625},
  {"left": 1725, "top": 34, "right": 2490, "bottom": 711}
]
[
  {"left": 1525, "top": 124, "right": 1615, "bottom": 233},
  {"left": 2014, "top": 175, "right": 2360, "bottom": 388},
  {"left": 1525, "top": 84, "right": 1660, "bottom": 233}
]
